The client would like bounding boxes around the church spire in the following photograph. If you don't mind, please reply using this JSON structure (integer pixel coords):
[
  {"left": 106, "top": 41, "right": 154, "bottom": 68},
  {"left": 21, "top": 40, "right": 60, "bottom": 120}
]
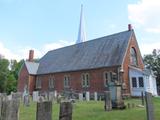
[{"left": 76, "top": 4, "right": 87, "bottom": 44}]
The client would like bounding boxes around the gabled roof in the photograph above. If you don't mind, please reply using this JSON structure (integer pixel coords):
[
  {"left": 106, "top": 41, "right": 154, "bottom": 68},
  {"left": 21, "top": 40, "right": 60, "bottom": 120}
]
[
  {"left": 37, "top": 30, "right": 133, "bottom": 74},
  {"left": 25, "top": 61, "right": 39, "bottom": 75}
]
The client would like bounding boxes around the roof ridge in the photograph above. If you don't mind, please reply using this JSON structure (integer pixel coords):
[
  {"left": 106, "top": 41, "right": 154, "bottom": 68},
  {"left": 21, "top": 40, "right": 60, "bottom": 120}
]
[{"left": 47, "top": 30, "right": 133, "bottom": 53}]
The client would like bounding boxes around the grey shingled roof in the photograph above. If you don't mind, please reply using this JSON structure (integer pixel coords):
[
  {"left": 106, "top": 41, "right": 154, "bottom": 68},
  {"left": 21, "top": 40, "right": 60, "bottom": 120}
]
[
  {"left": 25, "top": 61, "right": 39, "bottom": 75},
  {"left": 37, "top": 30, "right": 133, "bottom": 74}
]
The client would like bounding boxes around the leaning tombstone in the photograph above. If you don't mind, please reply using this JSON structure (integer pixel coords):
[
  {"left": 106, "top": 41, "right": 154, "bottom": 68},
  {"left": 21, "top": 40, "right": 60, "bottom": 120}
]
[
  {"left": 59, "top": 102, "right": 72, "bottom": 120},
  {"left": 36, "top": 101, "right": 52, "bottom": 120},
  {"left": 145, "top": 92, "right": 155, "bottom": 120},
  {"left": 104, "top": 91, "right": 112, "bottom": 111}
]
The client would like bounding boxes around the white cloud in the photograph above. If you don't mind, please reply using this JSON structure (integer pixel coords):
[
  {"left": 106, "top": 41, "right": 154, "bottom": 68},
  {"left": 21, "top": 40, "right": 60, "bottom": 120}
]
[
  {"left": 0, "top": 42, "right": 20, "bottom": 60},
  {"left": 128, "top": 0, "right": 160, "bottom": 33},
  {"left": 0, "top": 40, "right": 73, "bottom": 61},
  {"left": 139, "top": 42, "right": 160, "bottom": 55},
  {"left": 43, "top": 40, "right": 73, "bottom": 52}
]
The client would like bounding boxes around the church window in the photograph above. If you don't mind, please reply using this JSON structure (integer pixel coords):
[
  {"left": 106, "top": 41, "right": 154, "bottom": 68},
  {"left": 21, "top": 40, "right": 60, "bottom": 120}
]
[
  {"left": 82, "top": 73, "right": 90, "bottom": 87},
  {"left": 130, "top": 47, "right": 138, "bottom": 66},
  {"left": 132, "top": 77, "right": 137, "bottom": 88},
  {"left": 49, "top": 75, "right": 54, "bottom": 89},
  {"left": 64, "top": 75, "right": 70, "bottom": 88},
  {"left": 36, "top": 77, "right": 42, "bottom": 89},
  {"left": 138, "top": 77, "right": 144, "bottom": 87},
  {"left": 104, "top": 71, "right": 117, "bottom": 87}
]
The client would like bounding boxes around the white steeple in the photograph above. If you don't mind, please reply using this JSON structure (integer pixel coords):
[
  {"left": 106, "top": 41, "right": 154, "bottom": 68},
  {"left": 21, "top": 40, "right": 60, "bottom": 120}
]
[{"left": 76, "top": 5, "right": 87, "bottom": 44}]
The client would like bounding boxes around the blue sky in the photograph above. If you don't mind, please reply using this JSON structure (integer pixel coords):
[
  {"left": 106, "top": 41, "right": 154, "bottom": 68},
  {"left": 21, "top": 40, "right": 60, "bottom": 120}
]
[{"left": 0, "top": 0, "right": 160, "bottom": 60}]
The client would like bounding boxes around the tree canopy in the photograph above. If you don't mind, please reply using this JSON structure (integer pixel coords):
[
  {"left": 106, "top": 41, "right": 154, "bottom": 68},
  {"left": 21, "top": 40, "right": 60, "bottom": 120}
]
[
  {"left": 143, "top": 49, "right": 160, "bottom": 86},
  {"left": 0, "top": 58, "right": 23, "bottom": 94}
]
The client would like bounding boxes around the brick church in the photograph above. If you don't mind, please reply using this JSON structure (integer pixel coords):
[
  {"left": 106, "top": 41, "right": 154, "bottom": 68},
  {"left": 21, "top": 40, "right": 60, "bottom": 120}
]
[
  {"left": 17, "top": 25, "right": 144, "bottom": 97},
  {"left": 17, "top": 6, "right": 147, "bottom": 97}
]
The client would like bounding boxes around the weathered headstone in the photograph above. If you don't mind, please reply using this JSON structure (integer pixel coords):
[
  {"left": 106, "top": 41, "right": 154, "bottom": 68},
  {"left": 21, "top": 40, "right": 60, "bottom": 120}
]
[
  {"left": 33, "top": 91, "right": 39, "bottom": 102},
  {"left": 59, "top": 102, "right": 72, "bottom": 120},
  {"left": 1, "top": 99, "right": 20, "bottom": 120},
  {"left": 49, "top": 92, "right": 54, "bottom": 101},
  {"left": 141, "top": 91, "right": 144, "bottom": 106},
  {"left": 145, "top": 92, "right": 155, "bottom": 120},
  {"left": 78, "top": 93, "right": 83, "bottom": 101},
  {"left": 36, "top": 101, "right": 52, "bottom": 120},
  {"left": 12, "top": 93, "right": 21, "bottom": 101},
  {"left": 86, "top": 92, "right": 90, "bottom": 101},
  {"left": 104, "top": 91, "right": 112, "bottom": 111},
  {"left": 54, "top": 90, "right": 57, "bottom": 98},
  {"left": 94, "top": 92, "right": 98, "bottom": 101},
  {"left": 23, "top": 86, "right": 30, "bottom": 106},
  {"left": 0, "top": 94, "right": 3, "bottom": 118}
]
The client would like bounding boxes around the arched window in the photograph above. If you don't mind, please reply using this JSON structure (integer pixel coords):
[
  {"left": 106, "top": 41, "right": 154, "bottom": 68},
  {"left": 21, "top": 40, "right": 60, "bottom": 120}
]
[{"left": 130, "top": 47, "right": 138, "bottom": 66}]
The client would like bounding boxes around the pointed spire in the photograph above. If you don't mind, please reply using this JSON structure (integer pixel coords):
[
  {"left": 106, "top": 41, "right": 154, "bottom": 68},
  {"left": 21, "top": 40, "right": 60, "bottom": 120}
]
[{"left": 76, "top": 4, "right": 87, "bottom": 44}]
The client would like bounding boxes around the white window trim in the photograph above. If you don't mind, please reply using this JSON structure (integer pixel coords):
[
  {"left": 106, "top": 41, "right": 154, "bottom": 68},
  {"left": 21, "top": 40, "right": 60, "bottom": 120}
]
[{"left": 131, "top": 76, "right": 144, "bottom": 88}]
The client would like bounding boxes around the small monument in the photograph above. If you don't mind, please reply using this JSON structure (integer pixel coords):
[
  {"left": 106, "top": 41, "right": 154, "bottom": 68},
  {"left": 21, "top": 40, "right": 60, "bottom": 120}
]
[{"left": 23, "top": 85, "right": 30, "bottom": 106}]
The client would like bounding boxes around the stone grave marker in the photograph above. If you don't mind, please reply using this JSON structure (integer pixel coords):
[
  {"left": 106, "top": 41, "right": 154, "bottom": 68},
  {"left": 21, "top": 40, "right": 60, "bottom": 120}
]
[
  {"left": 86, "top": 92, "right": 90, "bottom": 101},
  {"left": 1, "top": 99, "right": 20, "bottom": 120},
  {"left": 49, "top": 92, "right": 54, "bottom": 101},
  {"left": 33, "top": 91, "right": 39, "bottom": 102},
  {"left": 78, "top": 93, "right": 83, "bottom": 101},
  {"left": 36, "top": 101, "right": 52, "bottom": 120},
  {"left": 104, "top": 91, "right": 112, "bottom": 111},
  {"left": 59, "top": 102, "right": 72, "bottom": 120},
  {"left": 94, "top": 92, "right": 97, "bottom": 101},
  {"left": 145, "top": 92, "right": 155, "bottom": 120}
]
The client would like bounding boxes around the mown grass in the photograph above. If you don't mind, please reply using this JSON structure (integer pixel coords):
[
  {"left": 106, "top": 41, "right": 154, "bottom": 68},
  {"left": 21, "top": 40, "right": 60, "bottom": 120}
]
[{"left": 19, "top": 97, "right": 160, "bottom": 120}]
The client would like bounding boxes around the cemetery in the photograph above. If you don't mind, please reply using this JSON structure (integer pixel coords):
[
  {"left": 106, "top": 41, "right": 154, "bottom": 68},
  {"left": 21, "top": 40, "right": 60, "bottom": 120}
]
[{"left": 0, "top": 91, "right": 159, "bottom": 120}]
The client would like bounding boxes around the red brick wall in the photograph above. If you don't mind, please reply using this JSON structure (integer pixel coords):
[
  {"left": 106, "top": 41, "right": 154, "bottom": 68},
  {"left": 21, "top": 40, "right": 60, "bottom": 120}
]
[
  {"left": 17, "top": 64, "right": 29, "bottom": 92},
  {"left": 37, "top": 67, "right": 119, "bottom": 94},
  {"left": 122, "top": 33, "right": 144, "bottom": 94},
  {"left": 28, "top": 75, "right": 36, "bottom": 94}
]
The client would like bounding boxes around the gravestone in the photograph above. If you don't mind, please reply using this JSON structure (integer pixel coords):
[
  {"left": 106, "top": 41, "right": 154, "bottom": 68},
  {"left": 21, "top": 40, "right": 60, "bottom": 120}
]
[
  {"left": 54, "top": 90, "right": 57, "bottom": 98},
  {"left": 104, "top": 91, "right": 112, "bottom": 111},
  {"left": 0, "top": 94, "right": 3, "bottom": 118},
  {"left": 86, "top": 92, "right": 90, "bottom": 101},
  {"left": 141, "top": 91, "right": 144, "bottom": 106},
  {"left": 1, "top": 99, "right": 20, "bottom": 120},
  {"left": 108, "top": 82, "right": 125, "bottom": 109},
  {"left": 12, "top": 93, "right": 21, "bottom": 101},
  {"left": 78, "top": 93, "right": 83, "bottom": 101},
  {"left": 145, "top": 92, "right": 155, "bottom": 120},
  {"left": 94, "top": 92, "right": 98, "bottom": 101},
  {"left": 59, "top": 102, "right": 72, "bottom": 120},
  {"left": 49, "top": 92, "right": 54, "bottom": 101},
  {"left": 23, "top": 86, "right": 30, "bottom": 106},
  {"left": 36, "top": 101, "right": 52, "bottom": 120},
  {"left": 33, "top": 91, "right": 39, "bottom": 102}
]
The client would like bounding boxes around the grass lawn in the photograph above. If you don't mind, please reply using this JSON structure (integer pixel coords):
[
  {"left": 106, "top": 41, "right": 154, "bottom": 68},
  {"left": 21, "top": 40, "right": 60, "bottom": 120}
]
[{"left": 19, "top": 97, "right": 160, "bottom": 120}]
